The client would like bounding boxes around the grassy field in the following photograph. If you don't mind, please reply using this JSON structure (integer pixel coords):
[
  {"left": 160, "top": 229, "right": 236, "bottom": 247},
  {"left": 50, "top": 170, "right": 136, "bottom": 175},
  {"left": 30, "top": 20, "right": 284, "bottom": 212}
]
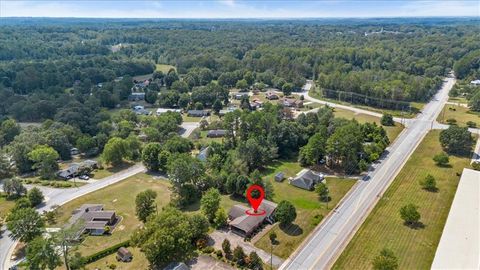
[
  {"left": 309, "top": 90, "right": 423, "bottom": 118},
  {"left": 91, "top": 162, "right": 135, "bottom": 179},
  {"left": 86, "top": 247, "right": 149, "bottom": 270},
  {"left": 0, "top": 194, "right": 16, "bottom": 219},
  {"left": 254, "top": 160, "right": 357, "bottom": 258},
  {"left": 333, "top": 107, "right": 404, "bottom": 142},
  {"left": 55, "top": 173, "right": 172, "bottom": 256},
  {"left": 155, "top": 64, "right": 176, "bottom": 73},
  {"left": 448, "top": 96, "right": 468, "bottom": 104},
  {"left": 437, "top": 104, "right": 480, "bottom": 127},
  {"left": 333, "top": 130, "right": 472, "bottom": 270}
]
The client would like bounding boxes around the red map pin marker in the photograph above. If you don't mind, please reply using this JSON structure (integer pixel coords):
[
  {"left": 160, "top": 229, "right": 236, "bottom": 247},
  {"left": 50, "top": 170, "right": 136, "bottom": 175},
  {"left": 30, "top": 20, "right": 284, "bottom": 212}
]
[{"left": 246, "top": 184, "right": 266, "bottom": 216}]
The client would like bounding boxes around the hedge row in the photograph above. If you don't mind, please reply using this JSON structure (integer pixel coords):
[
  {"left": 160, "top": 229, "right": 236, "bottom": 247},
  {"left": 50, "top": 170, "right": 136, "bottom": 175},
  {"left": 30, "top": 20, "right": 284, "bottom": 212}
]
[{"left": 84, "top": 240, "right": 131, "bottom": 264}]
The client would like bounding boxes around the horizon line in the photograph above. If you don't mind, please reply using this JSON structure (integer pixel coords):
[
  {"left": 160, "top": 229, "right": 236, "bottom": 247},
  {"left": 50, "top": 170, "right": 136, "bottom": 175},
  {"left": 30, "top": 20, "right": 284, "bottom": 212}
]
[{"left": 1, "top": 15, "right": 479, "bottom": 19}]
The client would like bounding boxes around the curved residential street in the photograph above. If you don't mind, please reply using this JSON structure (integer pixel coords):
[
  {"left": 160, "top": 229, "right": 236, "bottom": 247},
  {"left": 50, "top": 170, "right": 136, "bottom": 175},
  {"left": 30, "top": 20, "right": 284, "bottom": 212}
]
[
  {"left": 280, "top": 76, "right": 456, "bottom": 270},
  {"left": 0, "top": 164, "right": 146, "bottom": 270}
]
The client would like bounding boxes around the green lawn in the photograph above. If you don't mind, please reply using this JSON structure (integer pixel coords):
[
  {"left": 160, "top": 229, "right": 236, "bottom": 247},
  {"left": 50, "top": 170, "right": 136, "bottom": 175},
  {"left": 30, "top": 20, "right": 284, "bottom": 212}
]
[
  {"left": 309, "top": 90, "right": 423, "bottom": 118},
  {"left": 333, "top": 107, "right": 404, "bottom": 142},
  {"left": 333, "top": 130, "right": 472, "bottom": 270},
  {"left": 254, "top": 160, "right": 357, "bottom": 258},
  {"left": 155, "top": 64, "right": 176, "bottom": 73},
  {"left": 86, "top": 247, "right": 149, "bottom": 270},
  {"left": 437, "top": 104, "right": 480, "bottom": 127},
  {"left": 55, "top": 173, "right": 172, "bottom": 257},
  {"left": 91, "top": 162, "right": 135, "bottom": 179},
  {"left": 448, "top": 96, "right": 468, "bottom": 104},
  {"left": 0, "top": 194, "right": 16, "bottom": 219},
  {"left": 182, "top": 115, "right": 203, "bottom": 123}
]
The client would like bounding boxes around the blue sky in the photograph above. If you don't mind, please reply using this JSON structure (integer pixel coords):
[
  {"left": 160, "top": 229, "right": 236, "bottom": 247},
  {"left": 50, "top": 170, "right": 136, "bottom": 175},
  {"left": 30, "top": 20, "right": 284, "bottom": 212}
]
[{"left": 1, "top": 1, "right": 478, "bottom": 18}]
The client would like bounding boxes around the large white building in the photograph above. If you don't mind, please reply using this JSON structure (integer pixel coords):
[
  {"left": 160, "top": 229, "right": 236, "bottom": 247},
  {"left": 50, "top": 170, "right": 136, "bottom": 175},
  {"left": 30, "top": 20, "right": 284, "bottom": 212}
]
[{"left": 431, "top": 168, "right": 479, "bottom": 269}]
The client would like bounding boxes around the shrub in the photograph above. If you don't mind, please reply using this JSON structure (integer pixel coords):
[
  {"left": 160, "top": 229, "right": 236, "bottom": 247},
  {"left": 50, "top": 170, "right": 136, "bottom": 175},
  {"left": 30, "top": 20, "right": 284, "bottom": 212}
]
[
  {"left": 446, "top": 118, "right": 457, "bottom": 125},
  {"left": 466, "top": 121, "right": 477, "bottom": 128},
  {"left": 202, "top": 246, "right": 214, "bottom": 253},
  {"left": 472, "top": 161, "right": 480, "bottom": 171},
  {"left": 433, "top": 152, "right": 449, "bottom": 166},
  {"left": 381, "top": 114, "right": 395, "bottom": 126},
  {"left": 108, "top": 264, "right": 117, "bottom": 270},
  {"left": 84, "top": 240, "right": 130, "bottom": 264},
  {"left": 419, "top": 174, "right": 437, "bottom": 191},
  {"left": 215, "top": 250, "right": 223, "bottom": 258},
  {"left": 399, "top": 204, "right": 421, "bottom": 226}
]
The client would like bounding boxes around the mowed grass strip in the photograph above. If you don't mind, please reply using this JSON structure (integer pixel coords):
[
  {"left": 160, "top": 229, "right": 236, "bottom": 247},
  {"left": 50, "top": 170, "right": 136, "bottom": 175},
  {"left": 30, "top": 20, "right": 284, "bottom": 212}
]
[
  {"left": 55, "top": 173, "right": 171, "bottom": 256},
  {"left": 255, "top": 160, "right": 357, "bottom": 258},
  {"left": 333, "top": 130, "right": 472, "bottom": 270},
  {"left": 333, "top": 107, "right": 404, "bottom": 142}
]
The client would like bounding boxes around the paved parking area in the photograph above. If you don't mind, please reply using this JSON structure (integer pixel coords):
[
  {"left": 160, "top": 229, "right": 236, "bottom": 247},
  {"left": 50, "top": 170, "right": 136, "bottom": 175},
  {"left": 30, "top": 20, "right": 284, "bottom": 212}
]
[
  {"left": 209, "top": 229, "right": 284, "bottom": 268},
  {"left": 189, "top": 255, "right": 235, "bottom": 270}
]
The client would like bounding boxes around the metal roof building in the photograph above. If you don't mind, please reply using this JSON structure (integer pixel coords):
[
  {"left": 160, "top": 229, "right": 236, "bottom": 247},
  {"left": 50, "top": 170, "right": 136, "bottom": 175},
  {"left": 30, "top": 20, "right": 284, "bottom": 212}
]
[{"left": 431, "top": 168, "right": 479, "bottom": 270}]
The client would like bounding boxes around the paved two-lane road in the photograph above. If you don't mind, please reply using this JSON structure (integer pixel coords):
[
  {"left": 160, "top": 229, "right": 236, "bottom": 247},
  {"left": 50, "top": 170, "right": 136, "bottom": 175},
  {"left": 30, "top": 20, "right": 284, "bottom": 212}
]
[{"left": 281, "top": 76, "right": 455, "bottom": 270}]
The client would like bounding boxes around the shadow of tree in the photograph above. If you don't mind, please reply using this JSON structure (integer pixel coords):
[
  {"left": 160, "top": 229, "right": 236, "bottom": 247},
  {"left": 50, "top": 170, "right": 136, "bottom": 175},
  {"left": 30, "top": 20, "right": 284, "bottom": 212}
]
[
  {"left": 404, "top": 221, "right": 426, "bottom": 230},
  {"left": 279, "top": 223, "right": 303, "bottom": 236}
]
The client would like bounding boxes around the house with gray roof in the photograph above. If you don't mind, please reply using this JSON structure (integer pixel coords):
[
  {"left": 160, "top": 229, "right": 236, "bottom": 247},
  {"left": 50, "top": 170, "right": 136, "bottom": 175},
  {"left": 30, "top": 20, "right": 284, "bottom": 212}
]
[
  {"left": 187, "top": 110, "right": 210, "bottom": 117},
  {"left": 228, "top": 200, "right": 277, "bottom": 237},
  {"left": 69, "top": 204, "right": 118, "bottom": 237},
  {"left": 197, "top": 146, "right": 210, "bottom": 162},
  {"left": 207, "top": 129, "right": 227, "bottom": 138},
  {"left": 289, "top": 169, "right": 324, "bottom": 191}
]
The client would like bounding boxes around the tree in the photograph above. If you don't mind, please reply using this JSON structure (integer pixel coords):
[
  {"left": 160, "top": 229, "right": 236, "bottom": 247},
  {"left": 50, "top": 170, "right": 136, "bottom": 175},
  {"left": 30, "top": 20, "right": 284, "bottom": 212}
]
[
  {"left": 28, "top": 145, "right": 60, "bottom": 179},
  {"left": 28, "top": 187, "right": 44, "bottom": 207},
  {"left": 141, "top": 142, "right": 162, "bottom": 171},
  {"left": 3, "top": 178, "right": 27, "bottom": 199},
  {"left": 315, "top": 182, "right": 330, "bottom": 202},
  {"left": 212, "top": 99, "right": 223, "bottom": 114},
  {"left": 269, "top": 231, "right": 277, "bottom": 244},
  {"left": 222, "top": 239, "right": 232, "bottom": 259},
  {"left": 248, "top": 251, "right": 263, "bottom": 270},
  {"left": 200, "top": 188, "right": 221, "bottom": 222},
  {"left": 131, "top": 207, "right": 207, "bottom": 268},
  {"left": 26, "top": 237, "right": 62, "bottom": 270},
  {"left": 214, "top": 207, "right": 227, "bottom": 228},
  {"left": 145, "top": 89, "right": 158, "bottom": 104},
  {"left": 0, "top": 118, "right": 21, "bottom": 146},
  {"left": 468, "top": 90, "right": 480, "bottom": 111},
  {"left": 282, "top": 82, "right": 294, "bottom": 96},
  {"left": 381, "top": 114, "right": 395, "bottom": 126},
  {"left": 233, "top": 246, "right": 246, "bottom": 266},
  {"left": 54, "top": 223, "right": 84, "bottom": 270},
  {"left": 372, "top": 248, "right": 398, "bottom": 270},
  {"left": 432, "top": 152, "right": 449, "bottom": 166},
  {"left": 7, "top": 207, "right": 45, "bottom": 242},
  {"left": 439, "top": 126, "right": 473, "bottom": 155},
  {"left": 420, "top": 174, "right": 437, "bottom": 191},
  {"left": 76, "top": 135, "right": 96, "bottom": 154},
  {"left": 135, "top": 189, "right": 157, "bottom": 223},
  {"left": 275, "top": 200, "right": 297, "bottom": 226},
  {"left": 298, "top": 132, "right": 327, "bottom": 166},
  {"left": 101, "top": 137, "right": 127, "bottom": 166},
  {"left": 399, "top": 203, "right": 421, "bottom": 226},
  {"left": 236, "top": 79, "right": 248, "bottom": 90}
]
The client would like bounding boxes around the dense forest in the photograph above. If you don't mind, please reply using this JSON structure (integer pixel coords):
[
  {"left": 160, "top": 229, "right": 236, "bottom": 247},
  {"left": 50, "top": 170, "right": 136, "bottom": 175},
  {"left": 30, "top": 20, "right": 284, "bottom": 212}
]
[{"left": 0, "top": 18, "right": 479, "bottom": 122}]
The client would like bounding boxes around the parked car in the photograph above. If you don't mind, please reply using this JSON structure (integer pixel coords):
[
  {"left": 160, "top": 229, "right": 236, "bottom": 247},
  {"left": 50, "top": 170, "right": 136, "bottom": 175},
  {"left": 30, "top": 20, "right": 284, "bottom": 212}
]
[{"left": 79, "top": 175, "right": 90, "bottom": 180}]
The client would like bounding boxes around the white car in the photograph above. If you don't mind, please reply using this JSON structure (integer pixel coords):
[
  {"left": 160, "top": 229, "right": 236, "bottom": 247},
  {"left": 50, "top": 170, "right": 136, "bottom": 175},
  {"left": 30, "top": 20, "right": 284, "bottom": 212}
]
[{"left": 79, "top": 175, "right": 90, "bottom": 180}]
